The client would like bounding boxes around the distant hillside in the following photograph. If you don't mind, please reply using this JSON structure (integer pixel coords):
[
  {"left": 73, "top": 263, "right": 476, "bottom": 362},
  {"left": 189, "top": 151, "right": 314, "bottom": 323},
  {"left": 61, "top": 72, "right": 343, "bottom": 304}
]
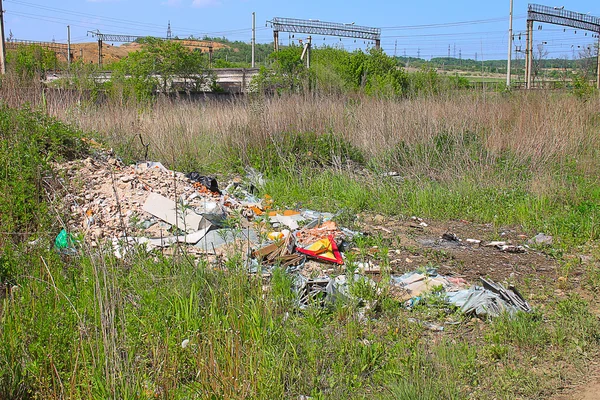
[{"left": 54, "top": 39, "right": 230, "bottom": 65}]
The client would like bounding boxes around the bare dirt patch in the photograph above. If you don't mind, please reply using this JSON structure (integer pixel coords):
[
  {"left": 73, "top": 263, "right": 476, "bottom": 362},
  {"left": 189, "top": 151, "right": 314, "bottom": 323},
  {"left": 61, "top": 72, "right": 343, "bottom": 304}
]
[
  {"left": 358, "top": 214, "right": 562, "bottom": 285},
  {"left": 60, "top": 40, "right": 229, "bottom": 64}
]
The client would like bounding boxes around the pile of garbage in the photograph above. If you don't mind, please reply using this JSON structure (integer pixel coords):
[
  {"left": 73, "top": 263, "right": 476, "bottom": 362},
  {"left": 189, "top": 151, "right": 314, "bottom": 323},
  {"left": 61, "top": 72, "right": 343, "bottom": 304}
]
[
  {"left": 53, "top": 152, "right": 355, "bottom": 261},
  {"left": 53, "top": 151, "right": 533, "bottom": 318},
  {"left": 390, "top": 270, "right": 531, "bottom": 318}
]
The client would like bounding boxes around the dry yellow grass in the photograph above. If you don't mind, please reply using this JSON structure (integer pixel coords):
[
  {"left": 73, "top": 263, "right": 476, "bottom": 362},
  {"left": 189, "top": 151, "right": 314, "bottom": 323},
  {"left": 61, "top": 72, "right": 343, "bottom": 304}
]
[
  {"left": 48, "top": 92, "right": 600, "bottom": 179},
  {"left": 2, "top": 78, "right": 599, "bottom": 192}
]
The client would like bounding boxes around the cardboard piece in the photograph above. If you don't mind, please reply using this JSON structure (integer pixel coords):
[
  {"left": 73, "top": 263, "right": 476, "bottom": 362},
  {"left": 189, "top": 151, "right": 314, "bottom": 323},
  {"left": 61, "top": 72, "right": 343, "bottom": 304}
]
[
  {"left": 142, "top": 192, "right": 209, "bottom": 233},
  {"left": 270, "top": 215, "right": 301, "bottom": 230},
  {"left": 195, "top": 228, "right": 259, "bottom": 253}
]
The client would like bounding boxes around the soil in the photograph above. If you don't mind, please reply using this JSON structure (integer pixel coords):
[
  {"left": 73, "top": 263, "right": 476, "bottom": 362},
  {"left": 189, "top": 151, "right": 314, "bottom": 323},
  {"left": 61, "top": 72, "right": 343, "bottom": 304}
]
[
  {"left": 552, "top": 366, "right": 600, "bottom": 400},
  {"left": 357, "top": 214, "right": 564, "bottom": 286},
  {"left": 57, "top": 40, "right": 230, "bottom": 65}
]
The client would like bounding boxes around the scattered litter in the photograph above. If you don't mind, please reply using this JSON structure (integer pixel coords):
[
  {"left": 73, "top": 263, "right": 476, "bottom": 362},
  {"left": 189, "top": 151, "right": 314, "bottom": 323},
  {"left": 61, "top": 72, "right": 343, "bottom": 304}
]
[
  {"left": 373, "top": 225, "right": 392, "bottom": 234},
  {"left": 268, "top": 230, "right": 290, "bottom": 241},
  {"left": 301, "top": 209, "right": 335, "bottom": 222},
  {"left": 185, "top": 172, "right": 220, "bottom": 194},
  {"left": 54, "top": 229, "right": 77, "bottom": 255},
  {"left": 446, "top": 277, "right": 531, "bottom": 318},
  {"left": 195, "top": 229, "right": 259, "bottom": 253},
  {"left": 357, "top": 261, "right": 381, "bottom": 274},
  {"left": 293, "top": 273, "right": 374, "bottom": 309},
  {"left": 390, "top": 270, "right": 466, "bottom": 302},
  {"left": 442, "top": 232, "right": 461, "bottom": 242},
  {"left": 270, "top": 214, "right": 303, "bottom": 230},
  {"left": 408, "top": 318, "right": 444, "bottom": 332},
  {"left": 245, "top": 166, "right": 265, "bottom": 192},
  {"left": 253, "top": 234, "right": 299, "bottom": 268},
  {"left": 297, "top": 235, "right": 344, "bottom": 265},
  {"left": 484, "top": 241, "right": 506, "bottom": 247},
  {"left": 528, "top": 233, "right": 553, "bottom": 246},
  {"left": 296, "top": 220, "right": 342, "bottom": 246},
  {"left": 294, "top": 275, "right": 333, "bottom": 309},
  {"left": 465, "top": 238, "right": 481, "bottom": 245},
  {"left": 498, "top": 245, "right": 526, "bottom": 254},
  {"left": 410, "top": 216, "right": 428, "bottom": 227}
]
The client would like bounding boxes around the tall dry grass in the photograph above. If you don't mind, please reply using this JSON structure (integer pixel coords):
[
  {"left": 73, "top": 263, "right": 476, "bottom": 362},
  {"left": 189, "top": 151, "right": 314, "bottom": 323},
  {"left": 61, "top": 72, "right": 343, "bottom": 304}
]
[
  {"left": 48, "top": 92, "right": 600, "bottom": 180},
  {"left": 3, "top": 82, "right": 600, "bottom": 189}
]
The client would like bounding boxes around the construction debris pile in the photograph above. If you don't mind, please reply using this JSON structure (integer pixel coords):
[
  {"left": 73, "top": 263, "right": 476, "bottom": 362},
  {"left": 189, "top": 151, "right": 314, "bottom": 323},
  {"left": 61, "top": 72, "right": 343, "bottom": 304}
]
[{"left": 53, "top": 151, "right": 533, "bottom": 319}]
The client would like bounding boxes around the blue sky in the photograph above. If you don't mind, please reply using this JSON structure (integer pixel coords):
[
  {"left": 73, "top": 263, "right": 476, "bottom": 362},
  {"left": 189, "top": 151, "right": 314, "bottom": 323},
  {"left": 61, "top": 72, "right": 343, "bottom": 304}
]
[{"left": 3, "top": 0, "right": 599, "bottom": 60}]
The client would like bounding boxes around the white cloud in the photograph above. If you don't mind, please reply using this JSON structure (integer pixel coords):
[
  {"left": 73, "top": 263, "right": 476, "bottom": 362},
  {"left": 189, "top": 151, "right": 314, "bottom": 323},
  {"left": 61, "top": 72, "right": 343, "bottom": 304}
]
[{"left": 191, "top": 0, "right": 221, "bottom": 8}]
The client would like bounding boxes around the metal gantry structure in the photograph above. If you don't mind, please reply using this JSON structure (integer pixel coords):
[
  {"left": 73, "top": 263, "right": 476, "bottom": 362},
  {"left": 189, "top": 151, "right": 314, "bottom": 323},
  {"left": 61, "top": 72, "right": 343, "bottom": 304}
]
[
  {"left": 269, "top": 17, "right": 381, "bottom": 51},
  {"left": 87, "top": 30, "right": 146, "bottom": 67},
  {"left": 526, "top": 4, "right": 600, "bottom": 89}
]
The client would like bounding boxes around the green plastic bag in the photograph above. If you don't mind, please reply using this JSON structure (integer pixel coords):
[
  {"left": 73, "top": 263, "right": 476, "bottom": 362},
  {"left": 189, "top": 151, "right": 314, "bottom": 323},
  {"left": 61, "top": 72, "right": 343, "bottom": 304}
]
[
  {"left": 55, "top": 229, "right": 69, "bottom": 249},
  {"left": 54, "top": 229, "right": 76, "bottom": 253}
]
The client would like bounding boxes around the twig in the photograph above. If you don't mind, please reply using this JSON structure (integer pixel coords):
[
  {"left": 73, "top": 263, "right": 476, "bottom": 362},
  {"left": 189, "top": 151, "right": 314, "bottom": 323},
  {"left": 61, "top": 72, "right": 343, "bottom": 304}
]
[
  {"left": 138, "top": 132, "right": 150, "bottom": 161},
  {"left": 40, "top": 256, "right": 59, "bottom": 297}
]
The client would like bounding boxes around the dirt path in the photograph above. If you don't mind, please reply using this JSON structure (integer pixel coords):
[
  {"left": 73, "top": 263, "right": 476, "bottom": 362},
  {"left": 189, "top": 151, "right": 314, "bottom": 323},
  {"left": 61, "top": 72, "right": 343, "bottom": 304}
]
[
  {"left": 553, "top": 371, "right": 600, "bottom": 400},
  {"left": 573, "top": 382, "right": 600, "bottom": 400}
]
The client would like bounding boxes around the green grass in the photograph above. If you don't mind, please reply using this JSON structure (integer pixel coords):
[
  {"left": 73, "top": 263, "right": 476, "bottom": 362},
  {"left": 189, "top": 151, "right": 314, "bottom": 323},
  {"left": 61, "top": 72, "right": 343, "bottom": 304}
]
[{"left": 262, "top": 167, "right": 600, "bottom": 247}]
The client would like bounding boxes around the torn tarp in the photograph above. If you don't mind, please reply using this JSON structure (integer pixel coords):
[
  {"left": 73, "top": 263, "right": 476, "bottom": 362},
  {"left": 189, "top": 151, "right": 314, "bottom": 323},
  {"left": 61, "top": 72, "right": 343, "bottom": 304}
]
[{"left": 445, "top": 278, "right": 531, "bottom": 318}]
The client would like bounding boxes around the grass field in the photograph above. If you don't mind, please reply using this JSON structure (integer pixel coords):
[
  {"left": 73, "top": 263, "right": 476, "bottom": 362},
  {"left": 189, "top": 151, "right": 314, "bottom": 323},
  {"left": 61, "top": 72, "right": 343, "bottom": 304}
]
[{"left": 1, "top": 84, "right": 600, "bottom": 399}]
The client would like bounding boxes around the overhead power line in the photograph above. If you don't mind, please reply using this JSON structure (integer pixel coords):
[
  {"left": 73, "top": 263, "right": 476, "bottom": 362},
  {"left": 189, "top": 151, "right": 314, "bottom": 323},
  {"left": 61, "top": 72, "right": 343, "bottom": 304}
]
[
  {"left": 380, "top": 15, "right": 526, "bottom": 30},
  {"left": 5, "top": 0, "right": 260, "bottom": 37}
]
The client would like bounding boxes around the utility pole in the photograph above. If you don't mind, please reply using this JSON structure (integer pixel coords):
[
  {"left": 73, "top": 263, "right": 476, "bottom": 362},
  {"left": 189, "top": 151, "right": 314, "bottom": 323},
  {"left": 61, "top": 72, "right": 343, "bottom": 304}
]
[
  {"left": 0, "top": 0, "right": 6, "bottom": 74},
  {"left": 251, "top": 12, "right": 255, "bottom": 67},
  {"left": 97, "top": 38, "right": 102, "bottom": 67},
  {"left": 525, "top": 19, "right": 533, "bottom": 89},
  {"left": 596, "top": 36, "right": 600, "bottom": 89},
  {"left": 506, "top": 0, "right": 513, "bottom": 87},
  {"left": 67, "top": 25, "right": 71, "bottom": 68},
  {"left": 394, "top": 40, "right": 397, "bottom": 57},
  {"left": 307, "top": 36, "right": 311, "bottom": 68}
]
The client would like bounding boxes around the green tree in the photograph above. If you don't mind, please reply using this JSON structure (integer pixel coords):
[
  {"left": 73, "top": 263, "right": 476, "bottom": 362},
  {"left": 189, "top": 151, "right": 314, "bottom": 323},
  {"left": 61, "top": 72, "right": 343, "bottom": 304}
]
[
  {"left": 5, "top": 44, "right": 57, "bottom": 81},
  {"left": 254, "top": 45, "right": 409, "bottom": 97},
  {"left": 252, "top": 45, "right": 309, "bottom": 94},
  {"left": 110, "top": 38, "right": 213, "bottom": 100}
]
